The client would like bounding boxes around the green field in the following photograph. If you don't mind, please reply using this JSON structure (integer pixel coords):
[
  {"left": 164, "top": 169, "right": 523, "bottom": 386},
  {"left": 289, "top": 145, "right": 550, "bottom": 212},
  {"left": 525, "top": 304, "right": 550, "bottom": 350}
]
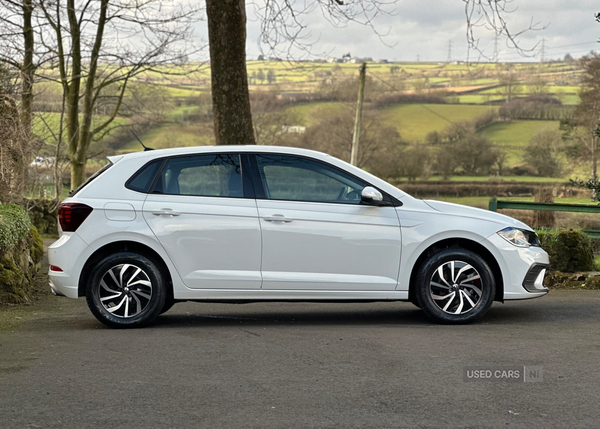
[
  {"left": 381, "top": 104, "right": 497, "bottom": 141},
  {"left": 480, "top": 120, "right": 560, "bottom": 148}
]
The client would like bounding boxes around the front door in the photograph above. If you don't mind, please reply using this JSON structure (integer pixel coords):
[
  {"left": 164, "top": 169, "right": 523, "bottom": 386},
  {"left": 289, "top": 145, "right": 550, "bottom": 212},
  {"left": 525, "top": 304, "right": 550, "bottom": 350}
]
[{"left": 252, "top": 154, "right": 402, "bottom": 291}]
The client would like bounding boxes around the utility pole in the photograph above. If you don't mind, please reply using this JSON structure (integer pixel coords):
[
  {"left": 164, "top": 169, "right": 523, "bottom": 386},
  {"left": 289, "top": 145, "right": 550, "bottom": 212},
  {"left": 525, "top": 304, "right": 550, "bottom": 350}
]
[
  {"left": 446, "top": 41, "right": 452, "bottom": 63},
  {"left": 350, "top": 63, "right": 367, "bottom": 166},
  {"left": 416, "top": 55, "right": 420, "bottom": 63}
]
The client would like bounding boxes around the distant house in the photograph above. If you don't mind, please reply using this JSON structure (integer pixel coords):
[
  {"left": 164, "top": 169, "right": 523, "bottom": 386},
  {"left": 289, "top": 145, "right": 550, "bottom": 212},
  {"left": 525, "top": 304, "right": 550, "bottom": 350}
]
[
  {"left": 282, "top": 125, "right": 307, "bottom": 134},
  {"left": 326, "top": 57, "right": 341, "bottom": 63},
  {"left": 377, "top": 59, "right": 388, "bottom": 64},
  {"left": 349, "top": 57, "right": 373, "bottom": 63}
]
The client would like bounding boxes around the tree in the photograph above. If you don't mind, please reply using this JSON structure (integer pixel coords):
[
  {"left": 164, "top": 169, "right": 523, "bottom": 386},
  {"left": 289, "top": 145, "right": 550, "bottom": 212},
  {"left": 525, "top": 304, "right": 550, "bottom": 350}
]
[
  {"left": 257, "top": 69, "right": 266, "bottom": 84},
  {"left": 204, "top": 1, "right": 525, "bottom": 147},
  {"left": 561, "top": 53, "right": 600, "bottom": 179},
  {"left": 0, "top": 0, "right": 37, "bottom": 200},
  {"left": 299, "top": 105, "right": 401, "bottom": 169},
  {"left": 35, "top": 1, "right": 199, "bottom": 188},
  {"left": 524, "top": 128, "right": 564, "bottom": 177},
  {"left": 266, "top": 69, "right": 276, "bottom": 84},
  {"left": 498, "top": 72, "right": 522, "bottom": 102}
]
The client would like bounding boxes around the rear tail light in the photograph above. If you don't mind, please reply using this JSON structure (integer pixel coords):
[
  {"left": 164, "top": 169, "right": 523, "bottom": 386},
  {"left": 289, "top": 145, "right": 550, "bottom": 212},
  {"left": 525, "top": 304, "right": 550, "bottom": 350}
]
[
  {"left": 58, "top": 203, "right": 93, "bottom": 232},
  {"left": 50, "top": 265, "right": 63, "bottom": 272}
]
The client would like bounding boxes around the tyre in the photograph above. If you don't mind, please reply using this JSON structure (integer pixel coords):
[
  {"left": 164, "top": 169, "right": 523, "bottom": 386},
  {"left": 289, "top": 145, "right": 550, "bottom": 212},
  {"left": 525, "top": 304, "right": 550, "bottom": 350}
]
[
  {"left": 415, "top": 249, "right": 495, "bottom": 324},
  {"left": 86, "top": 252, "right": 167, "bottom": 328},
  {"left": 159, "top": 297, "right": 176, "bottom": 315}
]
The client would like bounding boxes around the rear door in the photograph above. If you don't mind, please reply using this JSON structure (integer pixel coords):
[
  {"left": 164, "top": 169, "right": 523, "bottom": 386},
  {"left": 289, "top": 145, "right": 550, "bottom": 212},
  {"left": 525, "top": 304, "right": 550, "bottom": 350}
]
[{"left": 143, "top": 153, "right": 262, "bottom": 289}]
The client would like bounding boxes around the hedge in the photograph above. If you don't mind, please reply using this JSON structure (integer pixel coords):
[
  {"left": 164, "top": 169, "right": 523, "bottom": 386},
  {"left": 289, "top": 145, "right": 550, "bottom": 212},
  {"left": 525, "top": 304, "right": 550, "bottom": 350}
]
[
  {"left": 0, "top": 204, "right": 43, "bottom": 304},
  {"left": 538, "top": 229, "right": 595, "bottom": 273},
  {"left": 0, "top": 204, "right": 32, "bottom": 250}
]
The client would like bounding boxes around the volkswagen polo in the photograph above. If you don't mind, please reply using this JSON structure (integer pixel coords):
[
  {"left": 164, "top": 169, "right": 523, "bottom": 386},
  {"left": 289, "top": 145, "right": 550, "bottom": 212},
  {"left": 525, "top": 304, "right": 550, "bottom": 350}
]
[{"left": 48, "top": 146, "right": 549, "bottom": 327}]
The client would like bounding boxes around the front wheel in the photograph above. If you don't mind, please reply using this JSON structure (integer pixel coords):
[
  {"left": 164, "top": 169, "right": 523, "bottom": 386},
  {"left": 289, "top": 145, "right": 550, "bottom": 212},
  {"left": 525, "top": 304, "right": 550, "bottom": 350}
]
[
  {"left": 86, "top": 252, "right": 167, "bottom": 328},
  {"left": 415, "top": 249, "right": 496, "bottom": 324}
]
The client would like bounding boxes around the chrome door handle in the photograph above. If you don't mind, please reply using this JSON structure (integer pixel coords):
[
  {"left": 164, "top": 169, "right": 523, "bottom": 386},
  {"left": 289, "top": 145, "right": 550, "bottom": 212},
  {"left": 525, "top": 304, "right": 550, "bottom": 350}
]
[
  {"left": 263, "top": 214, "right": 293, "bottom": 223},
  {"left": 151, "top": 208, "right": 181, "bottom": 217}
]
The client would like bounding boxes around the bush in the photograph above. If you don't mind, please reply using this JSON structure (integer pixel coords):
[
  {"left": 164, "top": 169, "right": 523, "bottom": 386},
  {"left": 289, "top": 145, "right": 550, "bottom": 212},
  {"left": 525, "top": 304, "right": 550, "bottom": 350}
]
[
  {"left": 538, "top": 229, "right": 595, "bottom": 272},
  {"left": 0, "top": 204, "right": 32, "bottom": 250},
  {"left": 0, "top": 204, "right": 43, "bottom": 304}
]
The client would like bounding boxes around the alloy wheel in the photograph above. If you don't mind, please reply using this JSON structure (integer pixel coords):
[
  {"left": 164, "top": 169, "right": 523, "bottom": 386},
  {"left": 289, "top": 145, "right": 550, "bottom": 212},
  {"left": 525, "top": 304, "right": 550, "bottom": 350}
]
[
  {"left": 429, "top": 260, "right": 483, "bottom": 315},
  {"left": 99, "top": 264, "right": 153, "bottom": 318}
]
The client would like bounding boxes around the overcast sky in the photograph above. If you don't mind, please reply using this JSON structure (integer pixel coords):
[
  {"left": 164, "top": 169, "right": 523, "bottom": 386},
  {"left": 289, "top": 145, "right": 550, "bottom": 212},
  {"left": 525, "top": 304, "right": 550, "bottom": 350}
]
[{"left": 198, "top": 0, "right": 599, "bottom": 63}]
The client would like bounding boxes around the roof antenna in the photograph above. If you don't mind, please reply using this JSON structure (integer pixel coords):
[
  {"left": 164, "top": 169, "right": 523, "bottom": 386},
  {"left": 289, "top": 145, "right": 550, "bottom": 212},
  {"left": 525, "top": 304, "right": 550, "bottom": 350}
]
[{"left": 131, "top": 129, "right": 154, "bottom": 151}]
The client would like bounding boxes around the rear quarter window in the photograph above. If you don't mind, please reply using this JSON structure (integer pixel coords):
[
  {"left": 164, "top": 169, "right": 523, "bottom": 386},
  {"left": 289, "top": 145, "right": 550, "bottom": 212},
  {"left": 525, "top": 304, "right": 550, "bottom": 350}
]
[{"left": 125, "top": 159, "right": 163, "bottom": 193}]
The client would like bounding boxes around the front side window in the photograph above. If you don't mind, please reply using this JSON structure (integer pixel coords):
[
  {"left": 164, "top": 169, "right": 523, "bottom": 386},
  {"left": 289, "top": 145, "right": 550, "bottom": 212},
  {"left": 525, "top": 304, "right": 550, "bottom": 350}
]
[
  {"left": 156, "top": 154, "right": 243, "bottom": 198},
  {"left": 255, "top": 154, "right": 366, "bottom": 204}
]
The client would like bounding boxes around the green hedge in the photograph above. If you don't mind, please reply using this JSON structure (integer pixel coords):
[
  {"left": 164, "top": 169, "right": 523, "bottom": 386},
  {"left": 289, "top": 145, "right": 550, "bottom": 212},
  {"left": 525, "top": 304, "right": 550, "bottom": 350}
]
[
  {"left": 0, "top": 204, "right": 33, "bottom": 250},
  {"left": 0, "top": 204, "right": 43, "bottom": 304},
  {"left": 538, "top": 229, "right": 595, "bottom": 273}
]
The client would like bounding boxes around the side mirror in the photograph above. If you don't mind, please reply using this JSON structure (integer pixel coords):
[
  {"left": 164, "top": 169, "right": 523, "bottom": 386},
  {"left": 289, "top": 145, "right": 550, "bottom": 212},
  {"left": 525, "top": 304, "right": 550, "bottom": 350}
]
[{"left": 361, "top": 186, "right": 383, "bottom": 204}]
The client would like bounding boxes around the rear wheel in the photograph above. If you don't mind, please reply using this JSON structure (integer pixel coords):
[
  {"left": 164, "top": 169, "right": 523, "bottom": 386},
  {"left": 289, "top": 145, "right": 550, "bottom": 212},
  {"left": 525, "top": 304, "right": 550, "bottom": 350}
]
[
  {"left": 86, "top": 252, "right": 167, "bottom": 328},
  {"left": 415, "top": 249, "right": 495, "bottom": 324},
  {"left": 159, "top": 297, "right": 177, "bottom": 315}
]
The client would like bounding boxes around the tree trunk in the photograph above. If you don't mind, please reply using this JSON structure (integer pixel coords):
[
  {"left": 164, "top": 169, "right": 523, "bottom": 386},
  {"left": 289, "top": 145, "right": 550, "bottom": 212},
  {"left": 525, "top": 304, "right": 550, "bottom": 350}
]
[
  {"left": 21, "top": 0, "right": 34, "bottom": 134},
  {"left": 66, "top": 0, "right": 83, "bottom": 188},
  {"left": 206, "top": 0, "right": 256, "bottom": 145}
]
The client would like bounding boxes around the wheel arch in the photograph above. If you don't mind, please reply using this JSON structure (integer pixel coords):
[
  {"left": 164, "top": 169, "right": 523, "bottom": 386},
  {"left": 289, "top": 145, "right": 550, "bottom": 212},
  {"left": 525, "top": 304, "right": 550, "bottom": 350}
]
[
  {"left": 78, "top": 241, "right": 173, "bottom": 299},
  {"left": 408, "top": 237, "right": 504, "bottom": 304}
]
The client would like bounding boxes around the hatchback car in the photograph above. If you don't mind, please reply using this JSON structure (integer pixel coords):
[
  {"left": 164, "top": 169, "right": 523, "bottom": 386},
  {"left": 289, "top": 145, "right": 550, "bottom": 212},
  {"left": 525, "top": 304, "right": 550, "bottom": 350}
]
[{"left": 48, "top": 146, "right": 549, "bottom": 328}]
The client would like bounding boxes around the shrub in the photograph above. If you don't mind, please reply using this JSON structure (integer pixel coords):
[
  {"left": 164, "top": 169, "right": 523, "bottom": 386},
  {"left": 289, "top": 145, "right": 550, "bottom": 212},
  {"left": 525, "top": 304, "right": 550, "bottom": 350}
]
[
  {"left": 538, "top": 229, "right": 595, "bottom": 272},
  {"left": 0, "top": 204, "right": 32, "bottom": 251}
]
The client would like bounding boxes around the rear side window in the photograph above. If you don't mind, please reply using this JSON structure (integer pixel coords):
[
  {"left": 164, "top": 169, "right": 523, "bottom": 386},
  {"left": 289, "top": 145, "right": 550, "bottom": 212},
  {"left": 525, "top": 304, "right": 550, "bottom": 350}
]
[
  {"left": 154, "top": 154, "right": 243, "bottom": 198},
  {"left": 126, "top": 159, "right": 163, "bottom": 193},
  {"left": 69, "top": 162, "right": 113, "bottom": 197}
]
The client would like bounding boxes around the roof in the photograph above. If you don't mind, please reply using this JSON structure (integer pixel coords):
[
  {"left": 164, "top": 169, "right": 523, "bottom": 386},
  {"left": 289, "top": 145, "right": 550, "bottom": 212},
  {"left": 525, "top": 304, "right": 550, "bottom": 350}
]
[{"left": 108, "top": 145, "right": 331, "bottom": 164}]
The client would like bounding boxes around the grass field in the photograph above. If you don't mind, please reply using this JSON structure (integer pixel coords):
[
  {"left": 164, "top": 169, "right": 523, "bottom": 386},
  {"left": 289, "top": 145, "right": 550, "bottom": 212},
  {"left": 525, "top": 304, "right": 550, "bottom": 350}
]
[
  {"left": 381, "top": 104, "right": 497, "bottom": 141},
  {"left": 479, "top": 120, "right": 560, "bottom": 148}
]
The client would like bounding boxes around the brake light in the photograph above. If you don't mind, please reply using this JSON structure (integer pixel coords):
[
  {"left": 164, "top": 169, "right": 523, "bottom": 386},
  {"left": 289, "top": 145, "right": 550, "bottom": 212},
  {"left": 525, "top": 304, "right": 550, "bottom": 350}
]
[
  {"left": 50, "top": 265, "right": 63, "bottom": 272},
  {"left": 58, "top": 203, "right": 93, "bottom": 232}
]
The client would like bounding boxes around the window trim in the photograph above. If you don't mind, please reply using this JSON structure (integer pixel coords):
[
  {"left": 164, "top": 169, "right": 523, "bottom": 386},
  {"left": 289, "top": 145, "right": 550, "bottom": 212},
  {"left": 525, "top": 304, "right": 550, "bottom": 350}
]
[{"left": 247, "top": 153, "right": 401, "bottom": 207}]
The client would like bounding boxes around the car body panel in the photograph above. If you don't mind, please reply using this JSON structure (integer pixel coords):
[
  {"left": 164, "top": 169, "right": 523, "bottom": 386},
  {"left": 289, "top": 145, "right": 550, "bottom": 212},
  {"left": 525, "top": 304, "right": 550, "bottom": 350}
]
[
  {"left": 257, "top": 199, "right": 401, "bottom": 290},
  {"left": 143, "top": 194, "right": 262, "bottom": 290}
]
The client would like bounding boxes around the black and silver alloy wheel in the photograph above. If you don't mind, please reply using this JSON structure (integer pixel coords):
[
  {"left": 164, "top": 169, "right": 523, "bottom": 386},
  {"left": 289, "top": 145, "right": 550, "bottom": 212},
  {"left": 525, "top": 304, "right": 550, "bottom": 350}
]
[
  {"left": 87, "top": 252, "right": 166, "bottom": 328},
  {"left": 416, "top": 249, "right": 495, "bottom": 324},
  {"left": 429, "top": 261, "right": 482, "bottom": 315},
  {"left": 99, "top": 264, "right": 153, "bottom": 318}
]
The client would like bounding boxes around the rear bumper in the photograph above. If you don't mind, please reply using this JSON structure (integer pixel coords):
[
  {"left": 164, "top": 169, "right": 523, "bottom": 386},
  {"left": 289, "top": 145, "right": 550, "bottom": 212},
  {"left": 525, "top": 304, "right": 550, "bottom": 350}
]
[{"left": 48, "top": 233, "right": 91, "bottom": 299}]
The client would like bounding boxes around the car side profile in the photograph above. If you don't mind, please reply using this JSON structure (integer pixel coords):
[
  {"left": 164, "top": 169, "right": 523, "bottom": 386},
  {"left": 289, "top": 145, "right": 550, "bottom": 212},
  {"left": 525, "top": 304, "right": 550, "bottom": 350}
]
[{"left": 48, "top": 146, "right": 549, "bottom": 328}]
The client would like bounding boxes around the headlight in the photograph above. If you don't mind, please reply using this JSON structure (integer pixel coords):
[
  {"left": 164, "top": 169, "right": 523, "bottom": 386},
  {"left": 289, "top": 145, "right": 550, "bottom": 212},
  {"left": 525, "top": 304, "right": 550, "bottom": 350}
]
[{"left": 497, "top": 227, "right": 540, "bottom": 248}]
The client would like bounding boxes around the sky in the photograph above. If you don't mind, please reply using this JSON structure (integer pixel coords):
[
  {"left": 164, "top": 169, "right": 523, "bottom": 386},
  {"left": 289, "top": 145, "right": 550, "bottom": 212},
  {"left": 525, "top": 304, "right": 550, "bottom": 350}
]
[{"left": 205, "top": 0, "right": 600, "bottom": 63}]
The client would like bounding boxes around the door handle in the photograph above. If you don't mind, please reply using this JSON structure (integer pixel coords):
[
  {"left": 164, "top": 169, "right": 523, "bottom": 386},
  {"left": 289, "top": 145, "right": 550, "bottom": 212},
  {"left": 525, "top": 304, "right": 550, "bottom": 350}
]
[
  {"left": 151, "top": 208, "right": 181, "bottom": 217},
  {"left": 263, "top": 214, "right": 293, "bottom": 223}
]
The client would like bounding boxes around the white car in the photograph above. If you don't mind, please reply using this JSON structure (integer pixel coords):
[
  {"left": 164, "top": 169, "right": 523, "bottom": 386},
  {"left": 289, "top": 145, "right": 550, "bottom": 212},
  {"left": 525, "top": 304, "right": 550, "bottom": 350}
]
[{"left": 48, "top": 146, "right": 549, "bottom": 328}]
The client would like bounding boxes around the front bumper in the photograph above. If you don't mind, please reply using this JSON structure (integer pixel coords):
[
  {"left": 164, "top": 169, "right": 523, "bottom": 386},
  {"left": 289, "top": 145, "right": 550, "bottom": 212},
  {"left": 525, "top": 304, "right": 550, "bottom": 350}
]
[{"left": 487, "top": 233, "right": 550, "bottom": 300}]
